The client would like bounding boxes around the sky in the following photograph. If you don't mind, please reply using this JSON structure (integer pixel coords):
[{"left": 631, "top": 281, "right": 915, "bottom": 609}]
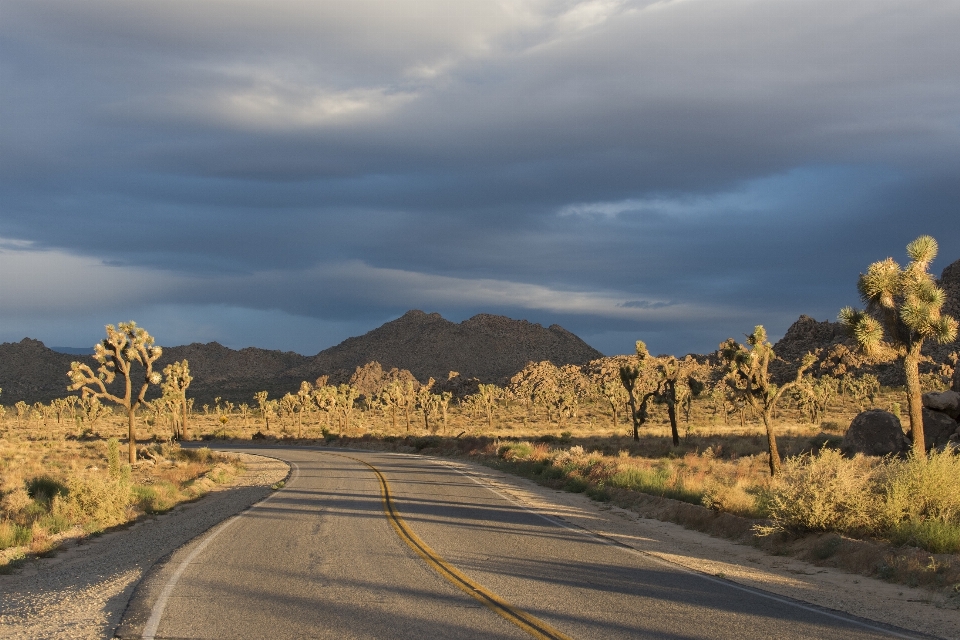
[{"left": 1, "top": 0, "right": 958, "bottom": 357}]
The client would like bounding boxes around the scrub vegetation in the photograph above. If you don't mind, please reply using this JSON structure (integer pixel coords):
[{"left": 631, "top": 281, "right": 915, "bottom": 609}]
[
  {"left": 0, "top": 428, "right": 241, "bottom": 567},
  {"left": 1, "top": 236, "right": 958, "bottom": 589}
]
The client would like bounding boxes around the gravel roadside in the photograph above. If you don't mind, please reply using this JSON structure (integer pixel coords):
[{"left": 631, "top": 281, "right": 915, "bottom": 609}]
[{"left": 0, "top": 453, "right": 289, "bottom": 640}]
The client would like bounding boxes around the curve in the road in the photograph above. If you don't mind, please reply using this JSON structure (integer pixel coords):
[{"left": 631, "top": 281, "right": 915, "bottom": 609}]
[
  {"left": 126, "top": 446, "right": 933, "bottom": 639},
  {"left": 335, "top": 452, "right": 572, "bottom": 640}
]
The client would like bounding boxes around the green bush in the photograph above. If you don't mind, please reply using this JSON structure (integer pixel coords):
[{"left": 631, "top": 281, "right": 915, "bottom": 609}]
[
  {"left": 888, "top": 519, "right": 960, "bottom": 554},
  {"left": 0, "top": 520, "right": 32, "bottom": 550},
  {"left": 877, "top": 450, "right": 960, "bottom": 527},
  {"left": 53, "top": 474, "right": 131, "bottom": 530},
  {"left": 500, "top": 442, "right": 534, "bottom": 461},
  {"left": 609, "top": 465, "right": 702, "bottom": 504},
  {"left": 132, "top": 481, "right": 177, "bottom": 514}
]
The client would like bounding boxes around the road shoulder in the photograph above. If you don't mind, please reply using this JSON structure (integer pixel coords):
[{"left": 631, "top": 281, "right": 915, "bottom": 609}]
[
  {"left": 0, "top": 453, "right": 289, "bottom": 640},
  {"left": 433, "top": 455, "right": 960, "bottom": 640}
]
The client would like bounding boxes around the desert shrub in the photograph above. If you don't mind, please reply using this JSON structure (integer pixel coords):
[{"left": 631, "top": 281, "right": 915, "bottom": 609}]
[
  {"left": 888, "top": 519, "right": 960, "bottom": 554},
  {"left": 876, "top": 450, "right": 960, "bottom": 528},
  {"left": 500, "top": 442, "right": 534, "bottom": 461},
  {"left": 53, "top": 474, "right": 131, "bottom": 530},
  {"left": 26, "top": 476, "right": 68, "bottom": 503},
  {"left": 758, "top": 448, "right": 960, "bottom": 553},
  {"left": 0, "top": 489, "right": 32, "bottom": 521},
  {"left": 179, "top": 446, "right": 213, "bottom": 463},
  {"left": 757, "top": 448, "right": 877, "bottom": 535},
  {"left": 701, "top": 482, "right": 760, "bottom": 518},
  {"left": 36, "top": 511, "right": 72, "bottom": 535},
  {"left": 132, "top": 481, "right": 178, "bottom": 513},
  {"left": 0, "top": 520, "right": 32, "bottom": 549}
]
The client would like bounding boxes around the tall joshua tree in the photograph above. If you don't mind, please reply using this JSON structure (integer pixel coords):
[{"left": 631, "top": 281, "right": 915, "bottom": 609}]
[
  {"left": 720, "top": 326, "right": 814, "bottom": 476},
  {"left": 619, "top": 341, "right": 660, "bottom": 441},
  {"left": 162, "top": 360, "right": 192, "bottom": 441},
  {"left": 68, "top": 322, "right": 162, "bottom": 464},
  {"left": 839, "top": 235, "right": 958, "bottom": 454}
]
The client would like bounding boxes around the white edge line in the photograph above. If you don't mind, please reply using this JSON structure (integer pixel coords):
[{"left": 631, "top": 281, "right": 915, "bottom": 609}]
[
  {"left": 141, "top": 459, "right": 299, "bottom": 639},
  {"left": 434, "top": 458, "right": 927, "bottom": 640}
]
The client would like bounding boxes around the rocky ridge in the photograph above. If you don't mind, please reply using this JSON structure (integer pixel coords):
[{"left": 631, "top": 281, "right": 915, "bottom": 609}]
[{"left": 0, "top": 311, "right": 602, "bottom": 405}]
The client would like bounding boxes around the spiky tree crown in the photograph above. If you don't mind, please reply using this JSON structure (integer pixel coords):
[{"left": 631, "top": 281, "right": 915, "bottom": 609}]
[
  {"left": 68, "top": 322, "right": 163, "bottom": 403},
  {"left": 162, "top": 360, "right": 192, "bottom": 396},
  {"left": 839, "top": 235, "right": 957, "bottom": 357}
]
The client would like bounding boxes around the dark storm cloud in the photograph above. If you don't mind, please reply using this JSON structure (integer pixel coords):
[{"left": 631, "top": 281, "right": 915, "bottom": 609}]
[{"left": 1, "top": 0, "right": 958, "bottom": 356}]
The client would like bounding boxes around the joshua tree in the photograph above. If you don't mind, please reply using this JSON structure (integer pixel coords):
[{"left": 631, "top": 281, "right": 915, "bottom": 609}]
[
  {"left": 476, "top": 384, "right": 501, "bottom": 430},
  {"left": 839, "top": 235, "right": 958, "bottom": 454},
  {"left": 618, "top": 341, "right": 660, "bottom": 441},
  {"left": 161, "top": 360, "right": 192, "bottom": 440},
  {"left": 719, "top": 326, "right": 814, "bottom": 476},
  {"left": 67, "top": 322, "right": 163, "bottom": 464},
  {"left": 296, "top": 381, "right": 313, "bottom": 437},
  {"left": 15, "top": 400, "right": 28, "bottom": 428},
  {"left": 416, "top": 378, "right": 437, "bottom": 431},
  {"left": 437, "top": 391, "right": 453, "bottom": 434},
  {"left": 652, "top": 355, "right": 705, "bottom": 447},
  {"left": 254, "top": 391, "right": 271, "bottom": 431},
  {"left": 334, "top": 384, "right": 360, "bottom": 433},
  {"left": 80, "top": 396, "right": 107, "bottom": 426}
]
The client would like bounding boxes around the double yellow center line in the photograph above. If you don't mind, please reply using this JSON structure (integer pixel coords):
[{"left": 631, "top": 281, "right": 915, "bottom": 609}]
[{"left": 334, "top": 453, "right": 573, "bottom": 640}]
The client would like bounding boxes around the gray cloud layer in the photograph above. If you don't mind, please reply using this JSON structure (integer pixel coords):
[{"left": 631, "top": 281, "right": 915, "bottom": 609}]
[{"left": 1, "top": 1, "right": 958, "bottom": 355}]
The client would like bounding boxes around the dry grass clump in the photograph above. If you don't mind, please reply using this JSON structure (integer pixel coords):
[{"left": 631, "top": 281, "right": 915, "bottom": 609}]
[
  {"left": 761, "top": 449, "right": 960, "bottom": 554},
  {"left": 494, "top": 440, "right": 770, "bottom": 517}
]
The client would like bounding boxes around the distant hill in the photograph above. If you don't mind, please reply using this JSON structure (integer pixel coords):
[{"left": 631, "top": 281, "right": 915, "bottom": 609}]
[
  {"left": 299, "top": 310, "right": 603, "bottom": 385},
  {"left": 0, "top": 311, "right": 602, "bottom": 405}
]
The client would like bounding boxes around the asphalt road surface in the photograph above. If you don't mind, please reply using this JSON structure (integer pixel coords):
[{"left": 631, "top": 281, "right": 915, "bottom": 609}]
[{"left": 124, "top": 447, "right": 926, "bottom": 639}]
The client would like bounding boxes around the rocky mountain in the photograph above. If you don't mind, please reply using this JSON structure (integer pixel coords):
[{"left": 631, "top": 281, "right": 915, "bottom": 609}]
[
  {"left": 299, "top": 310, "right": 603, "bottom": 385},
  {"left": 0, "top": 311, "right": 603, "bottom": 405}
]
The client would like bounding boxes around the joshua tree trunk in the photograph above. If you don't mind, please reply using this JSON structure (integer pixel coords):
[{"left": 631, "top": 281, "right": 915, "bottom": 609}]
[
  {"left": 761, "top": 409, "right": 781, "bottom": 476},
  {"left": 662, "top": 379, "right": 680, "bottom": 447},
  {"left": 127, "top": 406, "right": 137, "bottom": 464},
  {"left": 904, "top": 344, "right": 925, "bottom": 454},
  {"left": 181, "top": 394, "right": 189, "bottom": 440}
]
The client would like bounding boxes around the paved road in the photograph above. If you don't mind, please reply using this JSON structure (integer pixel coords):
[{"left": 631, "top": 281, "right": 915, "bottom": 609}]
[{"left": 123, "top": 447, "right": 924, "bottom": 639}]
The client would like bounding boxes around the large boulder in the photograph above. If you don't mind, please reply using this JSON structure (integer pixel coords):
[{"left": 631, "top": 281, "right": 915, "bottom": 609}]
[
  {"left": 841, "top": 410, "right": 910, "bottom": 457},
  {"left": 923, "top": 390, "right": 960, "bottom": 420},
  {"left": 922, "top": 407, "right": 960, "bottom": 450}
]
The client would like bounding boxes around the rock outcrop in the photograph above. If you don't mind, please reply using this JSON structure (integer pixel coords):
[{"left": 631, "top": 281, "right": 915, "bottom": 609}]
[{"left": 841, "top": 409, "right": 910, "bottom": 457}]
